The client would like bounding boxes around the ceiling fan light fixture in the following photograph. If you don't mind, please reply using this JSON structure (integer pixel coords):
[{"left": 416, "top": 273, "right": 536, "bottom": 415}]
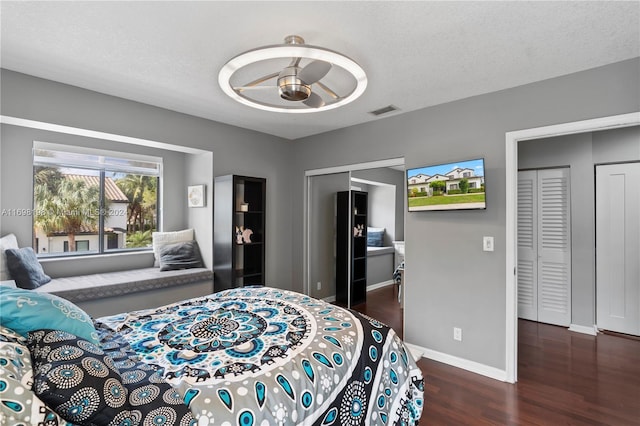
[
  {"left": 277, "top": 66, "right": 311, "bottom": 101},
  {"left": 218, "top": 36, "right": 367, "bottom": 113}
]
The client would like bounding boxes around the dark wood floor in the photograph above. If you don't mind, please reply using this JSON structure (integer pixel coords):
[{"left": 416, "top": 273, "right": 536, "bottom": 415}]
[{"left": 353, "top": 286, "right": 640, "bottom": 425}]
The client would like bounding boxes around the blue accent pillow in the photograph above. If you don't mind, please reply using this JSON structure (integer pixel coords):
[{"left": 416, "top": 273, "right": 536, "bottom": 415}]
[
  {"left": 0, "top": 285, "right": 98, "bottom": 345},
  {"left": 367, "top": 227, "right": 385, "bottom": 247},
  {"left": 5, "top": 247, "right": 51, "bottom": 289}
]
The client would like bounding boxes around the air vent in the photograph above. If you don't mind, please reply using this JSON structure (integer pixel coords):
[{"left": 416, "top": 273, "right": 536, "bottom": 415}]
[{"left": 369, "top": 105, "right": 400, "bottom": 116}]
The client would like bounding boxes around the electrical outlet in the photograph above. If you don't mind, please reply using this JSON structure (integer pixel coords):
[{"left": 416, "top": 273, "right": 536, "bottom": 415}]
[
  {"left": 483, "top": 236, "right": 494, "bottom": 252},
  {"left": 317, "top": 281, "right": 322, "bottom": 291},
  {"left": 453, "top": 327, "right": 462, "bottom": 341}
]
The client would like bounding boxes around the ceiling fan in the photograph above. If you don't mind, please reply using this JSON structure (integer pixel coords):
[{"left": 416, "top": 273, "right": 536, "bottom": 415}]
[
  {"left": 218, "top": 35, "right": 367, "bottom": 113},
  {"left": 236, "top": 35, "right": 334, "bottom": 108}
]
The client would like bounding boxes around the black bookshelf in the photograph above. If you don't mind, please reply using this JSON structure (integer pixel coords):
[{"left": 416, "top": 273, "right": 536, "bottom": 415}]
[
  {"left": 336, "top": 190, "right": 368, "bottom": 307},
  {"left": 214, "top": 175, "right": 265, "bottom": 291}
]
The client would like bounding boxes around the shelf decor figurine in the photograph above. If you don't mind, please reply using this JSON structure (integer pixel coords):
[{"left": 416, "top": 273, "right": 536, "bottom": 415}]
[
  {"left": 236, "top": 226, "right": 243, "bottom": 244},
  {"left": 242, "top": 227, "right": 253, "bottom": 243}
]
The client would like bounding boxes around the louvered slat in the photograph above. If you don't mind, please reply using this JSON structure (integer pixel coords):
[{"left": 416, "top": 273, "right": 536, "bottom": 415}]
[
  {"left": 540, "top": 176, "right": 568, "bottom": 251},
  {"left": 517, "top": 260, "right": 535, "bottom": 308},
  {"left": 540, "top": 261, "right": 569, "bottom": 314},
  {"left": 518, "top": 179, "right": 535, "bottom": 249}
]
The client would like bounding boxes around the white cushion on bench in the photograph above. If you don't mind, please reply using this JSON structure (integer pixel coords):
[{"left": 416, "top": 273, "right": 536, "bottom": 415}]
[
  {"left": 34, "top": 267, "right": 212, "bottom": 303},
  {"left": 366, "top": 246, "right": 395, "bottom": 256}
]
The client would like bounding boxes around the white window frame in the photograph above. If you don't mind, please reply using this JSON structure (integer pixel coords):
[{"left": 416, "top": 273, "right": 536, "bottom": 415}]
[{"left": 32, "top": 142, "right": 163, "bottom": 257}]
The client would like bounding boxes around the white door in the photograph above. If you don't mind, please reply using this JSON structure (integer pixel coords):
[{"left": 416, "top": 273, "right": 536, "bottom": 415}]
[
  {"left": 518, "top": 168, "right": 572, "bottom": 326},
  {"left": 596, "top": 162, "right": 640, "bottom": 335},
  {"left": 517, "top": 170, "right": 538, "bottom": 321}
]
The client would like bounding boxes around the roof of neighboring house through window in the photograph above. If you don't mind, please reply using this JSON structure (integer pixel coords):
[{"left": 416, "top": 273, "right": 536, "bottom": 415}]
[
  {"left": 66, "top": 174, "right": 129, "bottom": 202},
  {"left": 48, "top": 226, "right": 121, "bottom": 236}
]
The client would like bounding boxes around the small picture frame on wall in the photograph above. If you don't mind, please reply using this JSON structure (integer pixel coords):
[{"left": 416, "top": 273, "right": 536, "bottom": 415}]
[{"left": 187, "top": 184, "right": 206, "bottom": 207}]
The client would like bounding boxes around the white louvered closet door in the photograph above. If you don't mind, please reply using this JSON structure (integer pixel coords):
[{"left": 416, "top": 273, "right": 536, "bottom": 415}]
[
  {"left": 517, "top": 171, "right": 538, "bottom": 321},
  {"left": 537, "top": 168, "right": 571, "bottom": 326},
  {"left": 517, "top": 168, "right": 571, "bottom": 326}
]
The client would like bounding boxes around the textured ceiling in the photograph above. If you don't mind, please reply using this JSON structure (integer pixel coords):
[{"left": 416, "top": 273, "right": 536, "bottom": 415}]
[{"left": 1, "top": 1, "right": 638, "bottom": 140}]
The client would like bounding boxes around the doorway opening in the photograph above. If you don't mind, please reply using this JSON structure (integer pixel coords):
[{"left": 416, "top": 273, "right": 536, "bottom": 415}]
[
  {"left": 505, "top": 112, "right": 639, "bottom": 383},
  {"left": 517, "top": 167, "right": 572, "bottom": 327},
  {"left": 303, "top": 157, "right": 405, "bottom": 314}
]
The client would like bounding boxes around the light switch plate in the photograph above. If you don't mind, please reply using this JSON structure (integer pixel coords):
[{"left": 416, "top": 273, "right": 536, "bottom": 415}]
[{"left": 483, "top": 236, "right": 494, "bottom": 252}]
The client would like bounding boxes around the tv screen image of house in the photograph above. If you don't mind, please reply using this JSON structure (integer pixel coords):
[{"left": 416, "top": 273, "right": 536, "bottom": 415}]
[{"left": 407, "top": 158, "right": 486, "bottom": 211}]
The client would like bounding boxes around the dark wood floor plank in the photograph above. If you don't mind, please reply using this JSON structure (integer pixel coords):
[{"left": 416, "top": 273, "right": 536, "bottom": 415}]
[{"left": 353, "top": 286, "right": 640, "bottom": 425}]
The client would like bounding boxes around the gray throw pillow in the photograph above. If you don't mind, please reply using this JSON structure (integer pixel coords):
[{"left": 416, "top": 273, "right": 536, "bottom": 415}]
[
  {"left": 5, "top": 247, "right": 51, "bottom": 289},
  {"left": 159, "top": 240, "right": 204, "bottom": 271}
]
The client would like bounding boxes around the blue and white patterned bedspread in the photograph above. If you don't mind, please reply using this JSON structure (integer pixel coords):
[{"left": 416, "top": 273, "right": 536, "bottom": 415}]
[{"left": 96, "top": 287, "right": 424, "bottom": 425}]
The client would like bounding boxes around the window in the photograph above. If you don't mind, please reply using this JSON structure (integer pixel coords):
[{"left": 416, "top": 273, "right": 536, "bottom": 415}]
[
  {"left": 107, "top": 234, "right": 119, "bottom": 250},
  {"left": 33, "top": 143, "right": 162, "bottom": 256},
  {"left": 63, "top": 240, "right": 90, "bottom": 252}
]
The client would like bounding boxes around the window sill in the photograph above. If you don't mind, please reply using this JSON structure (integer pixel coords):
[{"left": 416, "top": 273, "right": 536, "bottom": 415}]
[{"left": 38, "top": 249, "right": 153, "bottom": 263}]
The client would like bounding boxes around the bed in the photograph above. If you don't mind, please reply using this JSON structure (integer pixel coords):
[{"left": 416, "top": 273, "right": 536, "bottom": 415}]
[{"left": 1, "top": 285, "right": 424, "bottom": 425}]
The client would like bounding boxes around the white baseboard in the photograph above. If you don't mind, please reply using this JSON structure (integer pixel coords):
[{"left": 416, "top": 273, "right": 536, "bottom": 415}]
[
  {"left": 404, "top": 342, "right": 508, "bottom": 382},
  {"left": 321, "top": 281, "right": 395, "bottom": 303},
  {"left": 568, "top": 324, "right": 598, "bottom": 336},
  {"left": 403, "top": 343, "right": 425, "bottom": 362},
  {"left": 367, "top": 280, "right": 395, "bottom": 291}
]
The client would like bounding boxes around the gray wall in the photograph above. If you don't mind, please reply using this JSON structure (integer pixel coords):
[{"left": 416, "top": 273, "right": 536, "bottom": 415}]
[
  {"left": 367, "top": 184, "right": 395, "bottom": 245},
  {"left": 0, "top": 69, "right": 295, "bottom": 288},
  {"left": 291, "top": 58, "right": 640, "bottom": 371},
  {"left": 186, "top": 152, "right": 214, "bottom": 269},
  {"left": 519, "top": 126, "right": 640, "bottom": 328},
  {"left": 592, "top": 126, "right": 640, "bottom": 162}
]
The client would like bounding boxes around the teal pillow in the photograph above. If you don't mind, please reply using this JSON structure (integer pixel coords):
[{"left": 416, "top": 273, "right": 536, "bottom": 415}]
[{"left": 0, "top": 285, "right": 98, "bottom": 345}]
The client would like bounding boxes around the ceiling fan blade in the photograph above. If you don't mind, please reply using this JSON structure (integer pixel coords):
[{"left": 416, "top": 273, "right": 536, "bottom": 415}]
[
  {"left": 234, "top": 86, "right": 275, "bottom": 92},
  {"left": 315, "top": 81, "right": 340, "bottom": 100},
  {"left": 299, "top": 60, "right": 331, "bottom": 85},
  {"left": 303, "top": 92, "right": 325, "bottom": 108},
  {"left": 238, "top": 72, "right": 279, "bottom": 90}
]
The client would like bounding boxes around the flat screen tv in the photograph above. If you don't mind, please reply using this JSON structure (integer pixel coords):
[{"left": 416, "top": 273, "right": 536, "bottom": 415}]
[{"left": 407, "top": 158, "right": 486, "bottom": 211}]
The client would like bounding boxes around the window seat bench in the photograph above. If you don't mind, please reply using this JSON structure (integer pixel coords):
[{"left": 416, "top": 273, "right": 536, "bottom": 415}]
[{"left": 34, "top": 267, "right": 214, "bottom": 318}]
